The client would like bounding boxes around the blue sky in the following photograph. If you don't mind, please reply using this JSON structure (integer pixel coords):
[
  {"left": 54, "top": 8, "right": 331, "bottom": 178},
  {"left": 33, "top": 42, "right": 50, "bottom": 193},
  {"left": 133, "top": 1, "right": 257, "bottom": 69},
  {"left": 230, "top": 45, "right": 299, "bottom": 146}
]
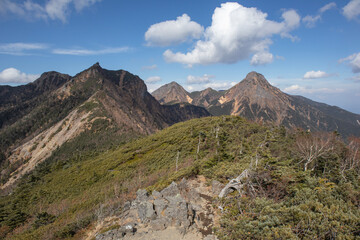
[{"left": 0, "top": 0, "right": 360, "bottom": 113}]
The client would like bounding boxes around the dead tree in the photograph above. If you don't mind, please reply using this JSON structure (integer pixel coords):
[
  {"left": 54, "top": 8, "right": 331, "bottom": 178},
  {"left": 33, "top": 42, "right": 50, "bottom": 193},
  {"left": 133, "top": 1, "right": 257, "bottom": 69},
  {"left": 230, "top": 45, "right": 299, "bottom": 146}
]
[
  {"left": 295, "top": 133, "right": 334, "bottom": 171},
  {"left": 341, "top": 137, "right": 360, "bottom": 176}
]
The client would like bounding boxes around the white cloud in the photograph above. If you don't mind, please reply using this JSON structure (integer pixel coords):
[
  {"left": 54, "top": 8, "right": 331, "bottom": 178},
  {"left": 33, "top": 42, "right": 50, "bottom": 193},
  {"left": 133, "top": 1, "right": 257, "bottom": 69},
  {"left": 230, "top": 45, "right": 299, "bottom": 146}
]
[
  {"left": 348, "top": 75, "right": 360, "bottom": 82},
  {"left": 186, "top": 74, "right": 214, "bottom": 84},
  {"left": 303, "top": 70, "right": 331, "bottom": 79},
  {"left": 250, "top": 51, "right": 274, "bottom": 66},
  {"left": 303, "top": 2, "right": 336, "bottom": 28},
  {"left": 204, "top": 81, "right": 237, "bottom": 90},
  {"left": 0, "top": 0, "right": 101, "bottom": 22},
  {"left": 339, "top": 52, "right": 360, "bottom": 73},
  {"left": 302, "top": 15, "right": 321, "bottom": 28},
  {"left": 283, "top": 84, "right": 344, "bottom": 94},
  {"left": 343, "top": 0, "right": 360, "bottom": 20},
  {"left": 0, "top": 42, "right": 48, "bottom": 55},
  {"left": 145, "top": 14, "right": 204, "bottom": 46},
  {"left": 145, "top": 76, "right": 162, "bottom": 83},
  {"left": 185, "top": 81, "right": 236, "bottom": 92},
  {"left": 52, "top": 47, "right": 129, "bottom": 55},
  {"left": 148, "top": 84, "right": 163, "bottom": 93},
  {"left": 0, "top": 68, "right": 40, "bottom": 84},
  {"left": 142, "top": 64, "right": 157, "bottom": 70},
  {"left": 320, "top": 2, "right": 337, "bottom": 13},
  {"left": 163, "top": 3, "right": 300, "bottom": 66}
]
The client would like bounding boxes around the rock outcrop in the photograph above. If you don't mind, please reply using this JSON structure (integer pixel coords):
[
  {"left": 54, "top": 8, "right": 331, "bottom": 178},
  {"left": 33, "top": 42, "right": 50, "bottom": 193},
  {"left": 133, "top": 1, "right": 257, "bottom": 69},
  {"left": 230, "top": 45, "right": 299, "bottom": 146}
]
[{"left": 95, "top": 177, "right": 220, "bottom": 240}]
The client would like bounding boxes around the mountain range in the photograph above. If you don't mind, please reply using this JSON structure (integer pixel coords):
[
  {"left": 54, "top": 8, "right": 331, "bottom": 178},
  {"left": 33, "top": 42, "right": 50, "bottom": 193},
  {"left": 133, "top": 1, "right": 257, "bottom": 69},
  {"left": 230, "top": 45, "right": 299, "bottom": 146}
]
[
  {"left": 0, "top": 64, "right": 359, "bottom": 240},
  {"left": 152, "top": 71, "right": 360, "bottom": 138},
  {"left": 0, "top": 63, "right": 209, "bottom": 192}
]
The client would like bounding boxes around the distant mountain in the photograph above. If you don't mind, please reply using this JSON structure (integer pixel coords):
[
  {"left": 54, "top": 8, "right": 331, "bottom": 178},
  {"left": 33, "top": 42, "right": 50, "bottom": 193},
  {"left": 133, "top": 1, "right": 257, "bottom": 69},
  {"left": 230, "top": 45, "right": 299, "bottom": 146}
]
[
  {"left": 152, "top": 71, "right": 360, "bottom": 137},
  {"left": 152, "top": 81, "right": 192, "bottom": 105},
  {"left": 0, "top": 63, "right": 209, "bottom": 192}
]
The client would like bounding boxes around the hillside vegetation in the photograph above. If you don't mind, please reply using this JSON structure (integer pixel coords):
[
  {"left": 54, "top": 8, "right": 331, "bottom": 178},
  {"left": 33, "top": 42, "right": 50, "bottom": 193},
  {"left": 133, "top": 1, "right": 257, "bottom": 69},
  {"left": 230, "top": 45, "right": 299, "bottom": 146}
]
[{"left": 0, "top": 116, "right": 359, "bottom": 239}]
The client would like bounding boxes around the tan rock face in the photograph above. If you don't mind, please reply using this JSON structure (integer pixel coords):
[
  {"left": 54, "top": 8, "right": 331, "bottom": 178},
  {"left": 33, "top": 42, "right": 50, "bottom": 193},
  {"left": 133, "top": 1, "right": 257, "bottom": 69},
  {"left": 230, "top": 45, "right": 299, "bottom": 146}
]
[
  {"left": 152, "top": 82, "right": 193, "bottom": 105},
  {"left": 1, "top": 107, "right": 93, "bottom": 191}
]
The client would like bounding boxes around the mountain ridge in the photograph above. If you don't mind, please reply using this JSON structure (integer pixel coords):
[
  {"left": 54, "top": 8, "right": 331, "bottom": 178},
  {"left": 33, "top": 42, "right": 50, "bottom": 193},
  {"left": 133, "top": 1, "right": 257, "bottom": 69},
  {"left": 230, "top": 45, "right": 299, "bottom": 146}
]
[
  {"left": 152, "top": 71, "right": 360, "bottom": 137},
  {"left": 0, "top": 63, "right": 210, "bottom": 192}
]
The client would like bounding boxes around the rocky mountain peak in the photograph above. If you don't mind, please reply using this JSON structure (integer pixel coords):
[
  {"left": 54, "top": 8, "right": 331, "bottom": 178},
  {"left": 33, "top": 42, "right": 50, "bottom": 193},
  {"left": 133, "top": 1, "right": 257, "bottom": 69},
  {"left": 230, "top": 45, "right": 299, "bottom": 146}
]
[
  {"left": 243, "top": 71, "right": 271, "bottom": 87},
  {"left": 32, "top": 71, "right": 71, "bottom": 91},
  {"left": 152, "top": 81, "right": 191, "bottom": 104},
  {"left": 167, "top": 81, "right": 183, "bottom": 88},
  {"left": 76, "top": 62, "right": 104, "bottom": 79},
  {"left": 90, "top": 62, "right": 102, "bottom": 70}
]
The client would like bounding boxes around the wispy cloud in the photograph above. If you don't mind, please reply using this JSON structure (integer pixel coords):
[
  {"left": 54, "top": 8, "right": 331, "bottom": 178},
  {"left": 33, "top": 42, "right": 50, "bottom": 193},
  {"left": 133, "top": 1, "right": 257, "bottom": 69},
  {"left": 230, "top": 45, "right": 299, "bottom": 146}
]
[
  {"left": 185, "top": 81, "right": 237, "bottom": 92},
  {"left": 302, "top": 2, "right": 336, "bottom": 28},
  {"left": 52, "top": 47, "right": 129, "bottom": 55},
  {"left": 343, "top": 0, "right": 360, "bottom": 20},
  {"left": 142, "top": 64, "right": 157, "bottom": 70},
  {"left": 283, "top": 84, "right": 344, "bottom": 94},
  {"left": 339, "top": 52, "right": 360, "bottom": 73},
  {"left": 0, "top": 42, "right": 48, "bottom": 55},
  {"left": 186, "top": 74, "right": 214, "bottom": 84},
  {"left": 145, "top": 76, "right": 162, "bottom": 83},
  {"left": 0, "top": 0, "right": 101, "bottom": 22}
]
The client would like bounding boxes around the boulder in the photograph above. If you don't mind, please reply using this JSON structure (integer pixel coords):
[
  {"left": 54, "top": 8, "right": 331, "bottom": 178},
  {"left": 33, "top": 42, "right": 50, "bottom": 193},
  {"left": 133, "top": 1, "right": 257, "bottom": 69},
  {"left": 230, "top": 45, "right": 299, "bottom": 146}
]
[
  {"left": 161, "top": 181, "right": 180, "bottom": 197},
  {"left": 137, "top": 201, "right": 156, "bottom": 222},
  {"left": 211, "top": 180, "right": 224, "bottom": 196},
  {"left": 152, "top": 190, "right": 163, "bottom": 199},
  {"left": 150, "top": 218, "right": 168, "bottom": 231},
  {"left": 154, "top": 198, "right": 168, "bottom": 215},
  {"left": 136, "top": 189, "right": 149, "bottom": 202}
]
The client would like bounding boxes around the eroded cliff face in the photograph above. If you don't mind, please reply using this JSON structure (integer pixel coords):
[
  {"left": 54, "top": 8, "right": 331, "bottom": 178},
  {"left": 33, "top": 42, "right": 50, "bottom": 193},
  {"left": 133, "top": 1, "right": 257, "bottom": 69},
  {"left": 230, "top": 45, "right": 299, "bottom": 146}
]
[{"left": 90, "top": 176, "right": 223, "bottom": 240}]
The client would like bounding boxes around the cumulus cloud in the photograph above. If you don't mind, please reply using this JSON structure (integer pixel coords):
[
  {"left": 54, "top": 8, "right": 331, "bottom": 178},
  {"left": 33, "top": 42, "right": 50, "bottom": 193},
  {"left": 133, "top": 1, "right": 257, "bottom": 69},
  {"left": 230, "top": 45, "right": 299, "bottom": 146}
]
[
  {"left": 303, "top": 70, "right": 331, "bottom": 79},
  {"left": 0, "top": 0, "right": 101, "bottom": 22},
  {"left": 186, "top": 74, "right": 214, "bottom": 84},
  {"left": 0, "top": 42, "right": 48, "bottom": 55},
  {"left": 145, "top": 14, "right": 204, "bottom": 46},
  {"left": 142, "top": 64, "right": 157, "bottom": 70},
  {"left": 52, "top": 47, "right": 129, "bottom": 55},
  {"left": 343, "top": 0, "right": 360, "bottom": 20},
  {"left": 0, "top": 68, "right": 40, "bottom": 84},
  {"left": 145, "top": 76, "right": 162, "bottom": 83},
  {"left": 250, "top": 51, "right": 274, "bottom": 66},
  {"left": 283, "top": 84, "right": 344, "bottom": 94},
  {"left": 339, "top": 52, "right": 360, "bottom": 73},
  {"left": 163, "top": 2, "right": 300, "bottom": 66},
  {"left": 303, "top": 2, "right": 336, "bottom": 28}
]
